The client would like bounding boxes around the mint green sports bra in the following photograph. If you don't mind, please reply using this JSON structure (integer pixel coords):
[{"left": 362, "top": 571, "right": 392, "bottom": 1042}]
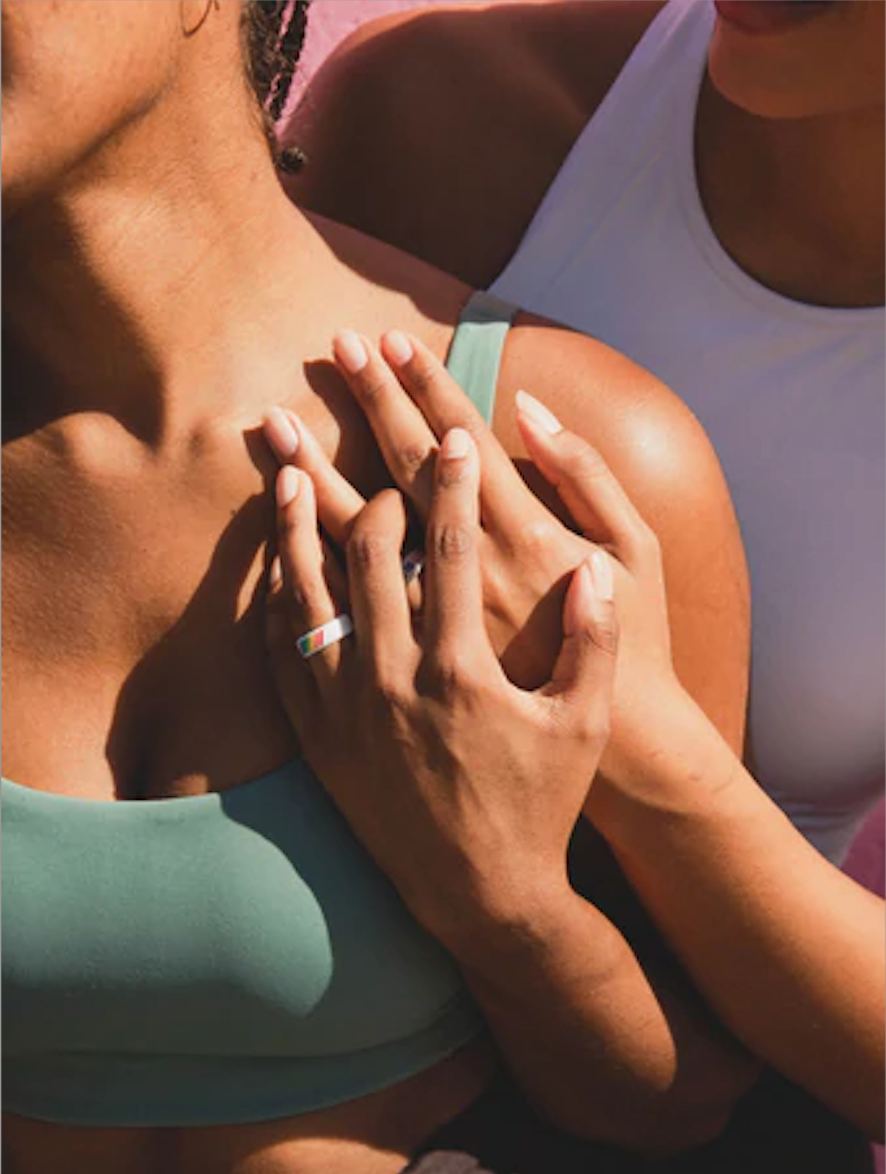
[{"left": 2, "top": 292, "right": 519, "bottom": 1128}]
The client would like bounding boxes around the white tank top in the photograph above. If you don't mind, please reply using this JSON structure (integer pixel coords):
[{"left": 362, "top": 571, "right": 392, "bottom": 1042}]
[{"left": 492, "top": 0, "right": 885, "bottom": 863}]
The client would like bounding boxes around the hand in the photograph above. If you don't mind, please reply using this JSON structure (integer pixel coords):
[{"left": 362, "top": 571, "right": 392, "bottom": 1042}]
[
  {"left": 263, "top": 330, "right": 680, "bottom": 794},
  {"left": 264, "top": 428, "right": 618, "bottom": 946}
]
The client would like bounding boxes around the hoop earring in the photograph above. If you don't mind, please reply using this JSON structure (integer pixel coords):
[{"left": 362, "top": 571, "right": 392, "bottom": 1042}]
[{"left": 181, "top": 0, "right": 220, "bottom": 38}]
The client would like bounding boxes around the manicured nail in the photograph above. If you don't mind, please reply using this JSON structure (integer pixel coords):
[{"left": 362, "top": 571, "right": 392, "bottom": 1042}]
[
  {"left": 383, "top": 330, "right": 414, "bottom": 367},
  {"left": 442, "top": 427, "right": 472, "bottom": 459},
  {"left": 276, "top": 465, "right": 301, "bottom": 508},
  {"left": 334, "top": 330, "right": 368, "bottom": 374},
  {"left": 516, "top": 389, "right": 563, "bottom": 436},
  {"left": 264, "top": 406, "right": 299, "bottom": 460},
  {"left": 590, "top": 550, "right": 614, "bottom": 602}
]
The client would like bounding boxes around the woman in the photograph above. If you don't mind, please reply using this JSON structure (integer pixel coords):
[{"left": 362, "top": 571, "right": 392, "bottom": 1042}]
[
  {"left": 291, "top": 0, "right": 885, "bottom": 867},
  {"left": 2, "top": 2, "right": 757, "bottom": 1172},
  {"left": 262, "top": 337, "right": 884, "bottom": 1160}
]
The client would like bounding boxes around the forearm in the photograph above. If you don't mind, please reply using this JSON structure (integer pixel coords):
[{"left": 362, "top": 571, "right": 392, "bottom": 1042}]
[
  {"left": 438, "top": 885, "right": 758, "bottom": 1154},
  {"left": 590, "top": 689, "right": 886, "bottom": 1138}
]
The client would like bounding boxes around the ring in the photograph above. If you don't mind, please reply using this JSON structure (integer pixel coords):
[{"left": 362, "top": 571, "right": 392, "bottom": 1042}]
[
  {"left": 402, "top": 548, "right": 425, "bottom": 585},
  {"left": 296, "top": 614, "right": 354, "bottom": 659}
]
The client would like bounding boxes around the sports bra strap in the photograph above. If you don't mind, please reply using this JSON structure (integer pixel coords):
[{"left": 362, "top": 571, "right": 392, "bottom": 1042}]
[{"left": 445, "top": 291, "right": 519, "bottom": 425}]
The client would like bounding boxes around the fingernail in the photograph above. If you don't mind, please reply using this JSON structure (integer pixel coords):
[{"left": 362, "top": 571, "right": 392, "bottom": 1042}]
[
  {"left": 334, "top": 330, "right": 368, "bottom": 374},
  {"left": 590, "top": 550, "right": 614, "bottom": 602},
  {"left": 516, "top": 389, "right": 563, "bottom": 435},
  {"left": 264, "top": 406, "right": 299, "bottom": 460},
  {"left": 276, "top": 465, "right": 300, "bottom": 508},
  {"left": 442, "top": 427, "right": 472, "bottom": 459},
  {"left": 383, "top": 330, "right": 414, "bottom": 367},
  {"left": 269, "top": 555, "right": 283, "bottom": 590}
]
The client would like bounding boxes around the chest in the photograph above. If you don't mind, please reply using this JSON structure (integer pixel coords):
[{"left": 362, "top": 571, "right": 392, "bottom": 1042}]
[{"left": 2, "top": 446, "right": 294, "bottom": 800}]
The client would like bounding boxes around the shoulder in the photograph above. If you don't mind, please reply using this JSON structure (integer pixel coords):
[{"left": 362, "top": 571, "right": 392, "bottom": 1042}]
[
  {"left": 288, "top": 1, "right": 664, "bottom": 287},
  {"left": 495, "top": 317, "right": 741, "bottom": 550},
  {"left": 495, "top": 317, "right": 750, "bottom": 747}
]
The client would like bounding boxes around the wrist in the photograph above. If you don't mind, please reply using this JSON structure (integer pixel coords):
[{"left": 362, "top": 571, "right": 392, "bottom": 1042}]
[
  {"left": 436, "top": 877, "right": 626, "bottom": 984},
  {"left": 589, "top": 681, "right": 742, "bottom": 849}
]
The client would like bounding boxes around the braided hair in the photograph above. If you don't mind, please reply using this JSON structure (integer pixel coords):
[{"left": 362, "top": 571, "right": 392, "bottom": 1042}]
[{"left": 244, "top": 0, "right": 311, "bottom": 174}]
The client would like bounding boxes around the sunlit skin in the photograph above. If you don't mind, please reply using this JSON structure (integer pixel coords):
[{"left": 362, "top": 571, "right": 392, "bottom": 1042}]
[
  {"left": 284, "top": 0, "right": 886, "bottom": 1145},
  {"left": 2, "top": 2, "right": 752, "bottom": 1171}
]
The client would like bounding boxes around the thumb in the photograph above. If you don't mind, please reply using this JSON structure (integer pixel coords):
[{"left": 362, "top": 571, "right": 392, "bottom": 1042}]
[{"left": 543, "top": 552, "right": 618, "bottom": 718}]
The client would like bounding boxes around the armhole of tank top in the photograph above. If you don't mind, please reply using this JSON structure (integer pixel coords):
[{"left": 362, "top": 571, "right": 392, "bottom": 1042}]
[
  {"left": 445, "top": 291, "right": 519, "bottom": 425},
  {"left": 490, "top": 1, "right": 708, "bottom": 297}
]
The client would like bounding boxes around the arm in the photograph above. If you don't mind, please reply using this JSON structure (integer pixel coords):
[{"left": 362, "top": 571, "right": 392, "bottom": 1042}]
[
  {"left": 263, "top": 326, "right": 759, "bottom": 1151},
  {"left": 592, "top": 686, "right": 886, "bottom": 1141},
  {"left": 264, "top": 422, "right": 756, "bottom": 1155},
  {"left": 507, "top": 406, "right": 886, "bottom": 1141}
]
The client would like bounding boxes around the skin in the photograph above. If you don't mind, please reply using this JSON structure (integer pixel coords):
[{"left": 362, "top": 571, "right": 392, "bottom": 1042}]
[
  {"left": 281, "top": 0, "right": 885, "bottom": 1141},
  {"left": 262, "top": 343, "right": 884, "bottom": 1139},
  {"left": 3, "top": 1, "right": 749, "bottom": 1170},
  {"left": 290, "top": 0, "right": 884, "bottom": 305}
]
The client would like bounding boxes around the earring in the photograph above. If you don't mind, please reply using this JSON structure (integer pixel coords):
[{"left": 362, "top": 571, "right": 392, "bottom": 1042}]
[{"left": 181, "top": 0, "right": 220, "bottom": 38}]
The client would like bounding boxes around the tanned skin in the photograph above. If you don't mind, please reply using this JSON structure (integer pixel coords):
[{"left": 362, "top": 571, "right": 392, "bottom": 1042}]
[{"left": 289, "top": 2, "right": 664, "bottom": 289}]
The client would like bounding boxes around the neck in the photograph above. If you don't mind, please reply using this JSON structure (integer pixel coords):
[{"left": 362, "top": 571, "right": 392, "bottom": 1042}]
[
  {"left": 4, "top": 106, "right": 321, "bottom": 445},
  {"left": 696, "top": 79, "right": 885, "bottom": 308}
]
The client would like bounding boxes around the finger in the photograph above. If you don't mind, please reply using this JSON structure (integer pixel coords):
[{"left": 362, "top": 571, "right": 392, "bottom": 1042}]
[
  {"left": 424, "top": 429, "right": 496, "bottom": 672},
  {"left": 276, "top": 466, "right": 350, "bottom": 688},
  {"left": 346, "top": 490, "right": 417, "bottom": 684},
  {"left": 265, "top": 554, "right": 321, "bottom": 736},
  {"left": 541, "top": 552, "right": 618, "bottom": 730},
  {"left": 333, "top": 329, "right": 438, "bottom": 513},
  {"left": 264, "top": 406, "right": 366, "bottom": 547},
  {"left": 516, "top": 390, "right": 652, "bottom": 560},
  {"left": 379, "top": 329, "right": 532, "bottom": 528}
]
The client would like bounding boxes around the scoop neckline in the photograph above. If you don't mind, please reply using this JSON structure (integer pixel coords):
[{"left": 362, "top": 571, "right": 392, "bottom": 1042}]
[
  {"left": 0, "top": 757, "right": 305, "bottom": 810},
  {"left": 671, "top": 9, "right": 884, "bottom": 329}
]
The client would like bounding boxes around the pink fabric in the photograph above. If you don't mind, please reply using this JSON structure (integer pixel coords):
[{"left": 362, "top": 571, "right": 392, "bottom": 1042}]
[{"left": 291, "top": 1, "right": 450, "bottom": 107}]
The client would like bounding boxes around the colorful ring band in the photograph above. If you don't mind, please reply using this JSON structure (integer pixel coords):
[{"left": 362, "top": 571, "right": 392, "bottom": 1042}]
[{"left": 296, "top": 613, "right": 354, "bottom": 659}]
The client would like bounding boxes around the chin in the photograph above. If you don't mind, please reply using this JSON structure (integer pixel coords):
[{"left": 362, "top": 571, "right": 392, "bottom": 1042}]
[
  {"left": 707, "top": 3, "right": 884, "bottom": 121},
  {"left": 708, "top": 28, "right": 840, "bottom": 120}
]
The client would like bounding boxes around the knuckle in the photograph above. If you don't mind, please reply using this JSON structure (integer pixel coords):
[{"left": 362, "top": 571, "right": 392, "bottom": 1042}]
[
  {"left": 428, "top": 521, "right": 476, "bottom": 565},
  {"left": 347, "top": 527, "right": 395, "bottom": 572},
  {"left": 288, "top": 577, "right": 326, "bottom": 616},
  {"left": 359, "top": 372, "right": 392, "bottom": 407},
  {"left": 576, "top": 703, "right": 611, "bottom": 747},
  {"left": 518, "top": 515, "right": 561, "bottom": 560},
  {"left": 407, "top": 356, "right": 440, "bottom": 397},
  {"left": 428, "top": 649, "right": 479, "bottom": 699},
  {"left": 397, "top": 440, "right": 432, "bottom": 478},
  {"left": 369, "top": 668, "right": 411, "bottom": 715},
  {"left": 591, "top": 613, "right": 620, "bottom": 658},
  {"left": 276, "top": 507, "right": 300, "bottom": 542},
  {"left": 562, "top": 441, "right": 609, "bottom": 485}
]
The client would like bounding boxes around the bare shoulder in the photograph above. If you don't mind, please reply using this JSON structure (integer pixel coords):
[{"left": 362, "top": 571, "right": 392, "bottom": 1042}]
[
  {"left": 496, "top": 318, "right": 750, "bottom": 749},
  {"left": 495, "top": 318, "right": 739, "bottom": 548},
  {"left": 288, "top": 1, "right": 664, "bottom": 287}
]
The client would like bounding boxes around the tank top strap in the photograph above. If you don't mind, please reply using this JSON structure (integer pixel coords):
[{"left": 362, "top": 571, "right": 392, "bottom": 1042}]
[
  {"left": 491, "top": 0, "right": 715, "bottom": 299},
  {"left": 445, "top": 291, "right": 519, "bottom": 425}
]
